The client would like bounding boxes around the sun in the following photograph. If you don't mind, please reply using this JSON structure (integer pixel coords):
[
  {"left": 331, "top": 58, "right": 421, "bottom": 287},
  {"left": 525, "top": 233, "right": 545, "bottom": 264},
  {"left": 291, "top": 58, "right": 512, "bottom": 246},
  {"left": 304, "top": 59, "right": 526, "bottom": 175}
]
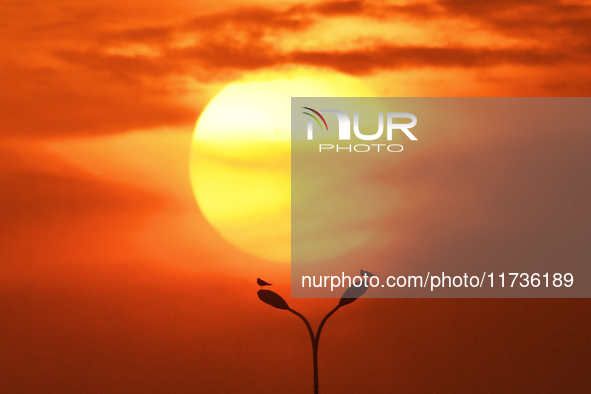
[{"left": 190, "top": 68, "right": 374, "bottom": 263}]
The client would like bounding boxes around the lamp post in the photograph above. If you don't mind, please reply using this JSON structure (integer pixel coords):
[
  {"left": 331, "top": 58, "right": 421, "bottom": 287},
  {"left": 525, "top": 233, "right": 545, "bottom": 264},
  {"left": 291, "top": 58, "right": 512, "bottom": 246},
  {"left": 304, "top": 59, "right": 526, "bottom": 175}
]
[{"left": 257, "top": 283, "right": 368, "bottom": 394}]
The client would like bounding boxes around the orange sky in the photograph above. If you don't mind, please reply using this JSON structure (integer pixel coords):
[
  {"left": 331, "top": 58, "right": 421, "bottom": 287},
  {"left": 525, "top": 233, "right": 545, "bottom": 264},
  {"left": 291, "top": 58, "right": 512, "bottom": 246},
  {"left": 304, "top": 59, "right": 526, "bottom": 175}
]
[{"left": 1, "top": 0, "right": 590, "bottom": 393}]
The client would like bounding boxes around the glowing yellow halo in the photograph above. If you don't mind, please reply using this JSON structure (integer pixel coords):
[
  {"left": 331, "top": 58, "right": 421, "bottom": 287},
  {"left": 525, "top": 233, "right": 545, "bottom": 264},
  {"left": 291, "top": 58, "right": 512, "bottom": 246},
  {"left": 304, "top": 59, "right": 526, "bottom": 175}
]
[{"left": 190, "top": 69, "right": 374, "bottom": 263}]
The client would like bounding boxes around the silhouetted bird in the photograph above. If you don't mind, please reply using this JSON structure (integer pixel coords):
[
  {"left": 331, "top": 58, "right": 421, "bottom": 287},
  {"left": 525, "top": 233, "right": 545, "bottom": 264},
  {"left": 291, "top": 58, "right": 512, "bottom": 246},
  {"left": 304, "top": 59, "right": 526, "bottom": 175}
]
[
  {"left": 360, "top": 269, "right": 375, "bottom": 277},
  {"left": 257, "top": 278, "right": 272, "bottom": 287}
]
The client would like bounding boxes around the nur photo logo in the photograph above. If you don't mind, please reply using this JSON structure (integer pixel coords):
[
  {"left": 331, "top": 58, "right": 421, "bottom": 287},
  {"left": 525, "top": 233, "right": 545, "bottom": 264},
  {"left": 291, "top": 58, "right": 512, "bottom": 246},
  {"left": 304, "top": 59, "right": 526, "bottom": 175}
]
[{"left": 301, "top": 107, "right": 418, "bottom": 153}]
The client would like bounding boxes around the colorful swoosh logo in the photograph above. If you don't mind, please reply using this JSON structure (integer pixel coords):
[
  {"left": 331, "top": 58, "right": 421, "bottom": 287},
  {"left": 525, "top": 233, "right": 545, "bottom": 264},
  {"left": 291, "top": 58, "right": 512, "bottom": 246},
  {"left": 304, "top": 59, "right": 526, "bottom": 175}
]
[{"left": 302, "top": 107, "right": 328, "bottom": 131}]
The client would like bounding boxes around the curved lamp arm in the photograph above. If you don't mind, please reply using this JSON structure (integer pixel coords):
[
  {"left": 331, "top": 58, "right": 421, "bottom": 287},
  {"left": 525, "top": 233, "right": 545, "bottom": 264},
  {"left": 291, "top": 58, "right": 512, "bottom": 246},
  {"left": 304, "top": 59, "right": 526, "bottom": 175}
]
[
  {"left": 287, "top": 307, "right": 315, "bottom": 346},
  {"left": 315, "top": 305, "right": 340, "bottom": 345}
]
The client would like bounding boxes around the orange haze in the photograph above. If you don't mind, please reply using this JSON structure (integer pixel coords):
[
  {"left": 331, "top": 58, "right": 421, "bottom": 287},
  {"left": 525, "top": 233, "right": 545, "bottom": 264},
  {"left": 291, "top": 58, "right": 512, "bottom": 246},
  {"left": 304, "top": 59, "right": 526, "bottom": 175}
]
[{"left": 1, "top": 0, "right": 590, "bottom": 393}]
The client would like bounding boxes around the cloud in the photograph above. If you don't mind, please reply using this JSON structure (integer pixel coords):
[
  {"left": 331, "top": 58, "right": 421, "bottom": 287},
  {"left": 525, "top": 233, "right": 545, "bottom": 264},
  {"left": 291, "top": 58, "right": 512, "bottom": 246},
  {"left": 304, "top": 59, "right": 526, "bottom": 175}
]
[
  {"left": 438, "top": 0, "right": 591, "bottom": 50},
  {"left": 0, "top": 149, "right": 166, "bottom": 268},
  {"left": 56, "top": 0, "right": 590, "bottom": 78},
  {"left": 0, "top": 63, "right": 196, "bottom": 138},
  {"left": 290, "top": 45, "right": 568, "bottom": 73},
  {"left": 311, "top": 0, "right": 441, "bottom": 18},
  {"left": 311, "top": 0, "right": 366, "bottom": 15},
  {"left": 2, "top": 0, "right": 590, "bottom": 138},
  {"left": 185, "top": 6, "right": 312, "bottom": 32}
]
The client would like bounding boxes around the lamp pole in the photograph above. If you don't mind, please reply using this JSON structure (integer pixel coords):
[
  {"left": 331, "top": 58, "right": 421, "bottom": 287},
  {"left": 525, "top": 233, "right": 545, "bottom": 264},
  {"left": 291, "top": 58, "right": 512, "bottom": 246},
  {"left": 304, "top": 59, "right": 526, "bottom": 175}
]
[
  {"left": 287, "top": 305, "right": 340, "bottom": 394},
  {"left": 257, "top": 282, "right": 368, "bottom": 394}
]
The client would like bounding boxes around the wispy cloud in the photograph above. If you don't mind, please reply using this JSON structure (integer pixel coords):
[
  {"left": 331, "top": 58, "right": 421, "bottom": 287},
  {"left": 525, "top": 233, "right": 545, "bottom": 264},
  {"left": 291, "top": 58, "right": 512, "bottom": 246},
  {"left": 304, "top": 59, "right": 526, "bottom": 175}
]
[{"left": 2, "top": 0, "right": 590, "bottom": 138}]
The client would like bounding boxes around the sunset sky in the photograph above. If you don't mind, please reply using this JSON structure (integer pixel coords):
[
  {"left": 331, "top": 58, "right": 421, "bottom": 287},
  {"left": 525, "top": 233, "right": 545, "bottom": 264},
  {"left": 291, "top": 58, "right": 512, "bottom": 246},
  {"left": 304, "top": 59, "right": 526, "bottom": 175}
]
[{"left": 1, "top": 0, "right": 591, "bottom": 393}]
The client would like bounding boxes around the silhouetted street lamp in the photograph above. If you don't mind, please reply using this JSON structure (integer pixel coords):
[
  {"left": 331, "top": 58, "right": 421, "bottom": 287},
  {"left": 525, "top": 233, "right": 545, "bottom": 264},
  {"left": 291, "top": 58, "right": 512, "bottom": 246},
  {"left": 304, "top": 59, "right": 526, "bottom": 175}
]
[{"left": 257, "top": 281, "right": 369, "bottom": 394}]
